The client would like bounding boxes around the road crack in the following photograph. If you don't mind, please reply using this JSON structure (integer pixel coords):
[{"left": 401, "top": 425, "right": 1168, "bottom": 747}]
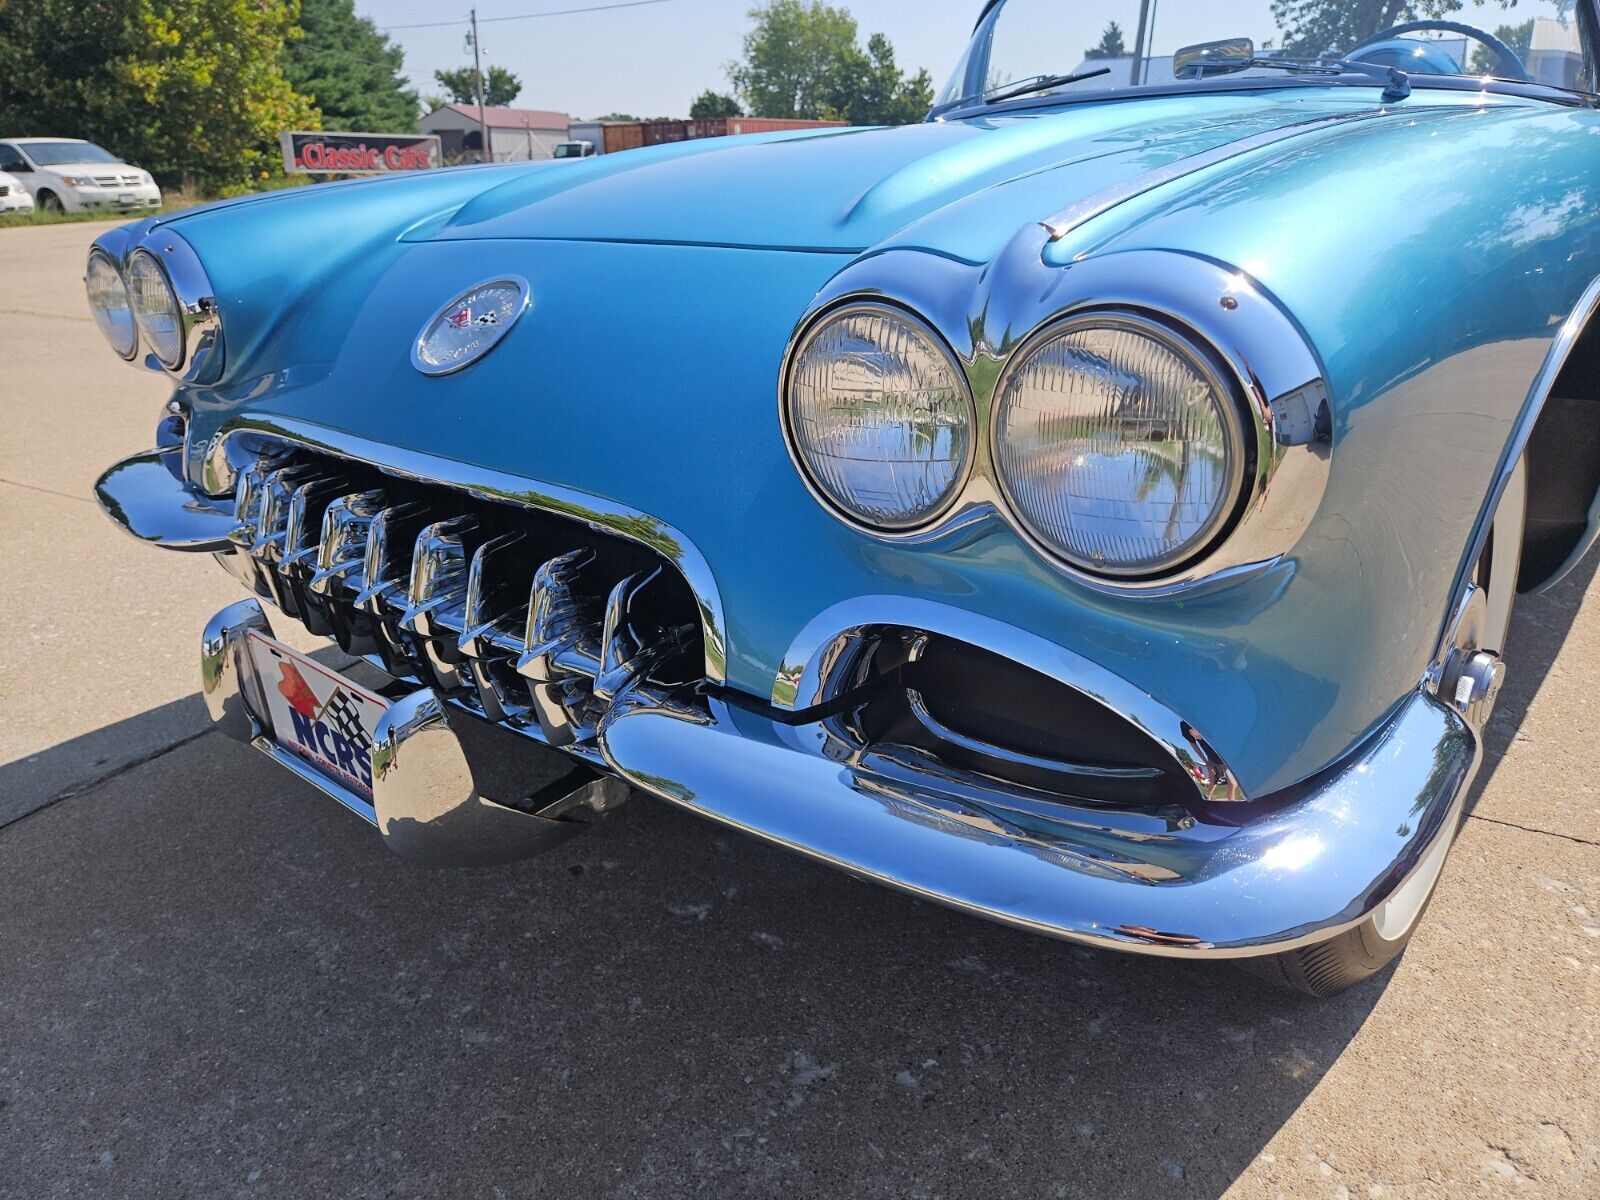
[
  {"left": 0, "top": 728, "right": 218, "bottom": 832},
  {"left": 0, "top": 475, "right": 93, "bottom": 504},
  {"left": 1467, "top": 812, "right": 1600, "bottom": 848}
]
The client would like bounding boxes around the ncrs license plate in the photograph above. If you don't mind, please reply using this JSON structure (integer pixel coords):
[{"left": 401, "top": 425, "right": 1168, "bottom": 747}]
[{"left": 246, "top": 633, "right": 388, "bottom": 800}]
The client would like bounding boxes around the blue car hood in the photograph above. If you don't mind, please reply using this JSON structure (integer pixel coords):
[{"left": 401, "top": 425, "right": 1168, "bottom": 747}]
[{"left": 426, "top": 90, "right": 1398, "bottom": 254}]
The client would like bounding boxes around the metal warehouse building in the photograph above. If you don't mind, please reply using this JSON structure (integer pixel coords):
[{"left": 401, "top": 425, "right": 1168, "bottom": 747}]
[{"left": 419, "top": 104, "right": 574, "bottom": 163}]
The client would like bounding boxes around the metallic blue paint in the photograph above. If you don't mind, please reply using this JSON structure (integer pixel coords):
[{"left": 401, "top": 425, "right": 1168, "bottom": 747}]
[{"left": 120, "top": 82, "right": 1600, "bottom": 798}]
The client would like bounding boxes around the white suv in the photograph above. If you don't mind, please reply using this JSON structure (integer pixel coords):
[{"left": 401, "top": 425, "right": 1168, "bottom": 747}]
[
  {"left": 0, "top": 170, "right": 34, "bottom": 214},
  {"left": 0, "top": 138, "right": 161, "bottom": 214}
]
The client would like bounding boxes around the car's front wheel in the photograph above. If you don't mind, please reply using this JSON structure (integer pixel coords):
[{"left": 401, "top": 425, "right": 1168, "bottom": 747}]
[
  {"left": 1242, "top": 458, "right": 1527, "bottom": 998},
  {"left": 36, "top": 190, "right": 62, "bottom": 213}
]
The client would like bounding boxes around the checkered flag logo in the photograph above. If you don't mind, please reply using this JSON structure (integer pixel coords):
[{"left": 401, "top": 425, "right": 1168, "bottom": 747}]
[{"left": 318, "top": 690, "right": 371, "bottom": 752}]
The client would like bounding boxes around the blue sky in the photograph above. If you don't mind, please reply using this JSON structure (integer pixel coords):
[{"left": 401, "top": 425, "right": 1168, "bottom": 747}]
[
  {"left": 355, "top": 0, "right": 1543, "bottom": 121},
  {"left": 361, "top": 0, "right": 985, "bottom": 118}
]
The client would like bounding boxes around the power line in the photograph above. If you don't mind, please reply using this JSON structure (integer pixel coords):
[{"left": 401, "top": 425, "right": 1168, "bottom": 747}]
[{"left": 379, "top": 0, "right": 687, "bottom": 33}]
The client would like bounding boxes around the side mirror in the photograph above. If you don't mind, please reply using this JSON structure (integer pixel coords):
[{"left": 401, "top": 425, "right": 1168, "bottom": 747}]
[{"left": 1174, "top": 38, "right": 1255, "bottom": 79}]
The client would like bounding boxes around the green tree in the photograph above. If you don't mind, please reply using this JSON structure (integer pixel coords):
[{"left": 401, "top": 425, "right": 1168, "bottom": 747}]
[
  {"left": 1270, "top": 0, "right": 1515, "bottom": 58},
  {"left": 0, "top": 0, "right": 318, "bottom": 193},
  {"left": 1471, "top": 18, "right": 1535, "bottom": 73},
  {"left": 728, "top": 1, "right": 930, "bottom": 124},
  {"left": 1084, "top": 21, "right": 1127, "bottom": 60},
  {"left": 284, "top": 0, "right": 416, "bottom": 132},
  {"left": 433, "top": 64, "right": 521, "bottom": 107},
  {"left": 689, "top": 89, "right": 743, "bottom": 118},
  {"left": 728, "top": 0, "right": 863, "bottom": 119},
  {"left": 843, "top": 32, "right": 933, "bottom": 125}
]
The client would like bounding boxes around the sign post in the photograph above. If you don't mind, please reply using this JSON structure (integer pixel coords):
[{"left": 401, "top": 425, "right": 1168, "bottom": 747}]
[{"left": 280, "top": 132, "right": 444, "bottom": 176}]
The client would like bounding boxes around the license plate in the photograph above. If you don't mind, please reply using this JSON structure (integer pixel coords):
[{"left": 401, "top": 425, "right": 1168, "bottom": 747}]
[
  {"left": 118, "top": 192, "right": 134, "bottom": 205},
  {"left": 246, "top": 633, "right": 388, "bottom": 800}
]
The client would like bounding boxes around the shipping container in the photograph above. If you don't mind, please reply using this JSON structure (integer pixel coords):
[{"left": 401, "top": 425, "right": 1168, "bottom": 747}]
[{"left": 566, "top": 117, "right": 845, "bottom": 156}]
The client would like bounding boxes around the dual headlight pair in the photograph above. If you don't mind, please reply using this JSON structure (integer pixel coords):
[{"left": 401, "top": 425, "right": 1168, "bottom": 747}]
[
  {"left": 783, "top": 302, "right": 1247, "bottom": 580},
  {"left": 86, "top": 248, "right": 189, "bottom": 370}
]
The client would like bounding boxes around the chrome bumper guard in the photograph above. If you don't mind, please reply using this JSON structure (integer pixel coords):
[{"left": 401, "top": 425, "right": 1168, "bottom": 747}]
[{"left": 105, "top": 446, "right": 1478, "bottom": 958}]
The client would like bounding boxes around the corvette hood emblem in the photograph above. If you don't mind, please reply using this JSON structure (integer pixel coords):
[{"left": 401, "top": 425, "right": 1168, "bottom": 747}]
[{"left": 413, "top": 277, "right": 528, "bottom": 375}]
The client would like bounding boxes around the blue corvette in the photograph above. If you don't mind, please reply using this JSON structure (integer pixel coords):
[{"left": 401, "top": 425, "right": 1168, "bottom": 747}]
[{"left": 89, "top": 0, "right": 1600, "bottom": 995}]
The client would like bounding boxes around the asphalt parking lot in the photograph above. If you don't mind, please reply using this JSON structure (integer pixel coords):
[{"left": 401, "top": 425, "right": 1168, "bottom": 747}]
[{"left": 1, "top": 219, "right": 1597, "bottom": 1199}]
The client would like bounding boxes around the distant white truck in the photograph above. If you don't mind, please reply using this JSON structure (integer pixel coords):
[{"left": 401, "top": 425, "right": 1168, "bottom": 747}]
[{"left": 553, "top": 140, "right": 595, "bottom": 160}]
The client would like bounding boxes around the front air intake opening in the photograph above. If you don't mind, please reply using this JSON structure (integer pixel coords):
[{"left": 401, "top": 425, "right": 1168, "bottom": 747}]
[{"left": 829, "top": 630, "right": 1204, "bottom": 815}]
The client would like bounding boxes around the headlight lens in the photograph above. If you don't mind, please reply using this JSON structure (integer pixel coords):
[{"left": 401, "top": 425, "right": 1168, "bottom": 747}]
[
  {"left": 85, "top": 251, "right": 138, "bottom": 359},
  {"left": 994, "top": 315, "right": 1246, "bottom": 576},
  {"left": 785, "top": 304, "right": 973, "bottom": 530},
  {"left": 126, "top": 250, "right": 185, "bottom": 369}
]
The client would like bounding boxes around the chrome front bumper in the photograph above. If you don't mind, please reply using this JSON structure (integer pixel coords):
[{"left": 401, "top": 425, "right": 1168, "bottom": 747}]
[{"left": 101, "top": 443, "right": 1480, "bottom": 959}]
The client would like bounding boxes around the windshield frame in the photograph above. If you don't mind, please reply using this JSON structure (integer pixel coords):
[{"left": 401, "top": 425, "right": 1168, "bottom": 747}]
[{"left": 928, "top": 0, "right": 1600, "bottom": 120}]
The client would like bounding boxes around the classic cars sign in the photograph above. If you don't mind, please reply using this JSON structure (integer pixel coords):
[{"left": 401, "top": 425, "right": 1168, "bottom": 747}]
[{"left": 280, "top": 131, "right": 442, "bottom": 176}]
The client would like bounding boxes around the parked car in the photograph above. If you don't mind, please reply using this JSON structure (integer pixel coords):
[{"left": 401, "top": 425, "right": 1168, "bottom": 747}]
[
  {"left": 552, "top": 140, "right": 595, "bottom": 159},
  {"left": 0, "top": 169, "right": 34, "bottom": 214},
  {"left": 0, "top": 138, "right": 159, "bottom": 213},
  {"left": 87, "top": 0, "right": 1600, "bottom": 996}
]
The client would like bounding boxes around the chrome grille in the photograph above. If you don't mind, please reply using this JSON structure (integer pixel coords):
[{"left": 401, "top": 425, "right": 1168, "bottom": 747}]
[{"left": 228, "top": 450, "right": 706, "bottom": 759}]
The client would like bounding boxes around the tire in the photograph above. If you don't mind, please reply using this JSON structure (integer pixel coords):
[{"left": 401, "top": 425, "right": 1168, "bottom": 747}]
[
  {"left": 36, "top": 191, "right": 62, "bottom": 212},
  {"left": 1241, "top": 458, "right": 1527, "bottom": 998}
]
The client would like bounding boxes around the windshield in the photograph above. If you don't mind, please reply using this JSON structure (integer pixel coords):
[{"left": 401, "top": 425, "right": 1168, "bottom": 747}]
[
  {"left": 21, "top": 141, "right": 123, "bottom": 166},
  {"left": 937, "top": 0, "right": 1595, "bottom": 110}
]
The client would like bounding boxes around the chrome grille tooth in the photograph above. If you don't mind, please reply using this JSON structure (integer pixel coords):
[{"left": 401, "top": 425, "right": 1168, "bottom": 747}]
[
  {"left": 400, "top": 516, "right": 478, "bottom": 691},
  {"left": 280, "top": 478, "right": 347, "bottom": 571},
  {"left": 229, "top": 460, "right": 272, "bottom": 549},
  {"left": 459, "top": 532, "right": 527, "bottom": 656},
  {"left": 516, "top": 549, "right": 599, "bottom": 746},
  {"left": 593, "top": 568, "right": 664, "bottom": 703},
  {"left": 250, "top": 464, "right": 322, "bottom": 561},
  {"left": 400, "top": 516, "right": 478, "bottom": 634},
  {"left": 354, "top": 502, "right": 430, "bottom": 612},
  {"left": 308, "top": 490, "right": 385, "bottom": 596}
]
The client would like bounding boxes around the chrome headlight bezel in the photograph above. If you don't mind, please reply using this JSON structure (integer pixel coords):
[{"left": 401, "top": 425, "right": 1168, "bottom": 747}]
[
  {"left": 778, "top": 250, "right": 1332, "bottom": 597},
  {"left": 89, "top": 226, "right": 223, "bottom": 384},
  {"left": 127, "top": 248, "right": 186, "bottom": 369},
  {"left": 989, "top": 310, "right": 1253, "bottom": 579},
  {"left": 85, "top": 248, "right": 139, "bottom": 361},
  {"left": 780, "top": 299, "right": 978, "bottom": 534}
]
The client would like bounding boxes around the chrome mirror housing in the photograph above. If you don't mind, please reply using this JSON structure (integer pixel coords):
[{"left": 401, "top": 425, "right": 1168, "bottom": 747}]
[{"left": 1174, "top": 38, "right": 1255, "bottom": 79}]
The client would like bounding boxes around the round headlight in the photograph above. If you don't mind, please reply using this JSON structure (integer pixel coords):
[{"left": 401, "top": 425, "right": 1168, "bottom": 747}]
[
  {"left": 85, "top": 251, "right": 138, "bottom": 360},
  {"left": 994, "top": 314, "right": 1247, "bottom": 577},
  {"left": 784, "top": 304, "right": 974, "bottom": 531},
  {"left": 126, "top": 250, "right": 185, "bottom": 369}
]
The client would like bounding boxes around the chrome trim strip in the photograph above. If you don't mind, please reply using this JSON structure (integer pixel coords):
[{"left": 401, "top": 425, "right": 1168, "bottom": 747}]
[
  {"left": 599, "top": 682, "right": 1475, "bottom": 958},
  {"left": 207, "top": 418, "right": 729, "bottom": 683},
  {"left": 1040, "top": 108, "right": 1421, "bottom": 242},
  {"left": 771, "top": 595, "right": 1242, "bottom": 802},
  {"left": 1498, "top": 275, "right": 1600, "bottom": 599}
]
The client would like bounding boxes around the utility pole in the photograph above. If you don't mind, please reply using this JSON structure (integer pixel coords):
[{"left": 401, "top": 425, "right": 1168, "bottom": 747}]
[
  {"left": 1129, "top": 0, "right": 1153, "bottom": 87},
  {"left": 469, "top": 8, "right": 489, "bottom": 162}
]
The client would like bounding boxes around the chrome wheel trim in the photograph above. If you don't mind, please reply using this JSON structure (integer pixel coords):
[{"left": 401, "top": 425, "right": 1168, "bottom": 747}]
[
  {"left": 1372, "top": 456, "right": 1526, "bottom": 943},
  {"left": 1480, "top": 456, "right": 1527, "bottom": 656}
]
